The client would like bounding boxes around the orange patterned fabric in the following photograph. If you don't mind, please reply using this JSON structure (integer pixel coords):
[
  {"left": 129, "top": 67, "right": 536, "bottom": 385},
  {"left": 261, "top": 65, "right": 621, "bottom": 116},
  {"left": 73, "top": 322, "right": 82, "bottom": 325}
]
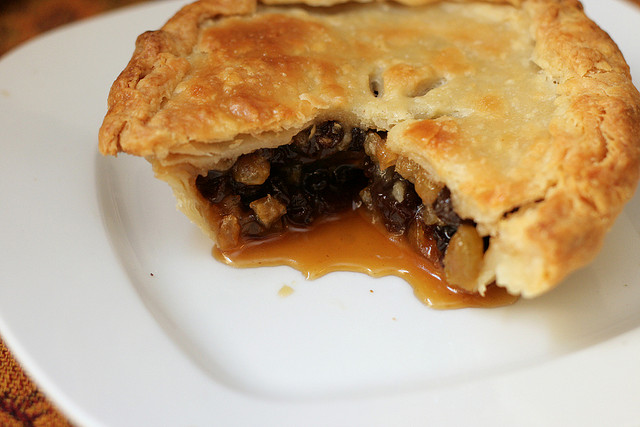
[{"left": 0, "top": 339, "right": 71, "bottom": 426}]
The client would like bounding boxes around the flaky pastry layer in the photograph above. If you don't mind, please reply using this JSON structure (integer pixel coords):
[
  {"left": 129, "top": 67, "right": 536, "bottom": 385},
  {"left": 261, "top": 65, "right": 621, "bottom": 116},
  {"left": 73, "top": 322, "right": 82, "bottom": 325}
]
[{"left": 99, "top": 0, "right": 640, "bottom": 297}]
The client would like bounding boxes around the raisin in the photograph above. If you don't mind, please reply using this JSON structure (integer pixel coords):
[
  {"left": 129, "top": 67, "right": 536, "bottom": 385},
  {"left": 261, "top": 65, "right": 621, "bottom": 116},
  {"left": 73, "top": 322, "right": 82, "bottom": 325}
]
[
  {"left": 196, "top": 171, "right": 230, "bottom": 204},
  {"left": 433, "top": 187, "right": 461, "bottom": 227},
  {"left": 268, "top": 174, "right": 292, "bottom": 204},
  {"left": 230, "top": 181, "right": 266, "bottom": 206},
  {"left": 289, "top": 121, "right": 346, "bottom": 160},
  {"left": 286, "top": 192, "right": 315, "bottom": 225},
  {"left": 367, "top": 168, "right": 421, "bottom": 234},
  {"left": 291, "top": 126, "right": 322, "bottom": 158},
  {"left": 315, "top": 121, "right": 344, "bottom": 149},
  {"left": 333, "top": 164, "right": 363, "bottom": 185},
  {"left": 303, "top": 169, "right": 330, "bottom": 193},
  {"left": 270, "top": 144, "right": 297, "bottom": 166},
  {"left": 407, "top": 221, "right": 442, "bottom": 265},
  {"left": 349, "top": 127, "right": 367, "bottom": 151},
  {"left": 315, "top": 181, "right": 353, "bottom": 214},
  {"left": 433, "top": 224, "right": 458, "bottom": 254}
]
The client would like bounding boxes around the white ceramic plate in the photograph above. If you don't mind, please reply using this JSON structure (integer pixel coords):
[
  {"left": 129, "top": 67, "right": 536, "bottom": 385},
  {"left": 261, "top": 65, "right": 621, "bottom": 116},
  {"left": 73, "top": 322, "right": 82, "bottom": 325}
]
[{"left": 1, "top": 1, "right": 640, "bottom": 425}]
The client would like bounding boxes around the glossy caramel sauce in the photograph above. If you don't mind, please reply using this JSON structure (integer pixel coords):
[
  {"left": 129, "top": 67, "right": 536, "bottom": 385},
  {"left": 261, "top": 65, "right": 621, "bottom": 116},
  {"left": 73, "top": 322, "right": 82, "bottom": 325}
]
[{"left": 214, "top": 209, "right": 518, "bottom": 309}]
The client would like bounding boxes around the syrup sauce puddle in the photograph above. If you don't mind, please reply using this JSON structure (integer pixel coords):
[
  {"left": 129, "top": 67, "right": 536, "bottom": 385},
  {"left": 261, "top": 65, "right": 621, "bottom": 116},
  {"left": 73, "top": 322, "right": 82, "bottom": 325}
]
[{"left": 214, "top": 209, "right": 518, "bottom": 309}]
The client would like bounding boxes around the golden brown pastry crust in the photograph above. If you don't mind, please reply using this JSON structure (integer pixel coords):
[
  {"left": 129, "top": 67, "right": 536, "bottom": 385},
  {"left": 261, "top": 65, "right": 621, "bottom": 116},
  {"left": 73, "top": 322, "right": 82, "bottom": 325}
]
[{"left": 99, "top": 0, "right": 640, "bottom": 297}]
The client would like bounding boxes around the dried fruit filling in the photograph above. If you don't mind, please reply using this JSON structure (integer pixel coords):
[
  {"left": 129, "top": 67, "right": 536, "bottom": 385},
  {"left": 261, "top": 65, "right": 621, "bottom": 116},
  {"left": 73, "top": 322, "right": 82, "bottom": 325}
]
[{"left": 195, "top": 121, "right": 484, "bottom": 289}]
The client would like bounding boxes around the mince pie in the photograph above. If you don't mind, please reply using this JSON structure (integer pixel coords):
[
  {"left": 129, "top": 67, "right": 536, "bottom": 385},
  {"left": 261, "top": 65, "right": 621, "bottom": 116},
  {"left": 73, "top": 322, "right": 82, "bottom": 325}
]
[{"left": 99, "top": 0, "right": 640, "bottom": 299}]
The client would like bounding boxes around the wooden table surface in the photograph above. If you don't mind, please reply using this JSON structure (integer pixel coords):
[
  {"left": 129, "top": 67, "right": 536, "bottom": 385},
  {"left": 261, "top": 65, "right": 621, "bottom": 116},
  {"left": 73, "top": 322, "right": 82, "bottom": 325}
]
[{"left": 0, "top": 0, "right": 638, "bottom": 425}]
